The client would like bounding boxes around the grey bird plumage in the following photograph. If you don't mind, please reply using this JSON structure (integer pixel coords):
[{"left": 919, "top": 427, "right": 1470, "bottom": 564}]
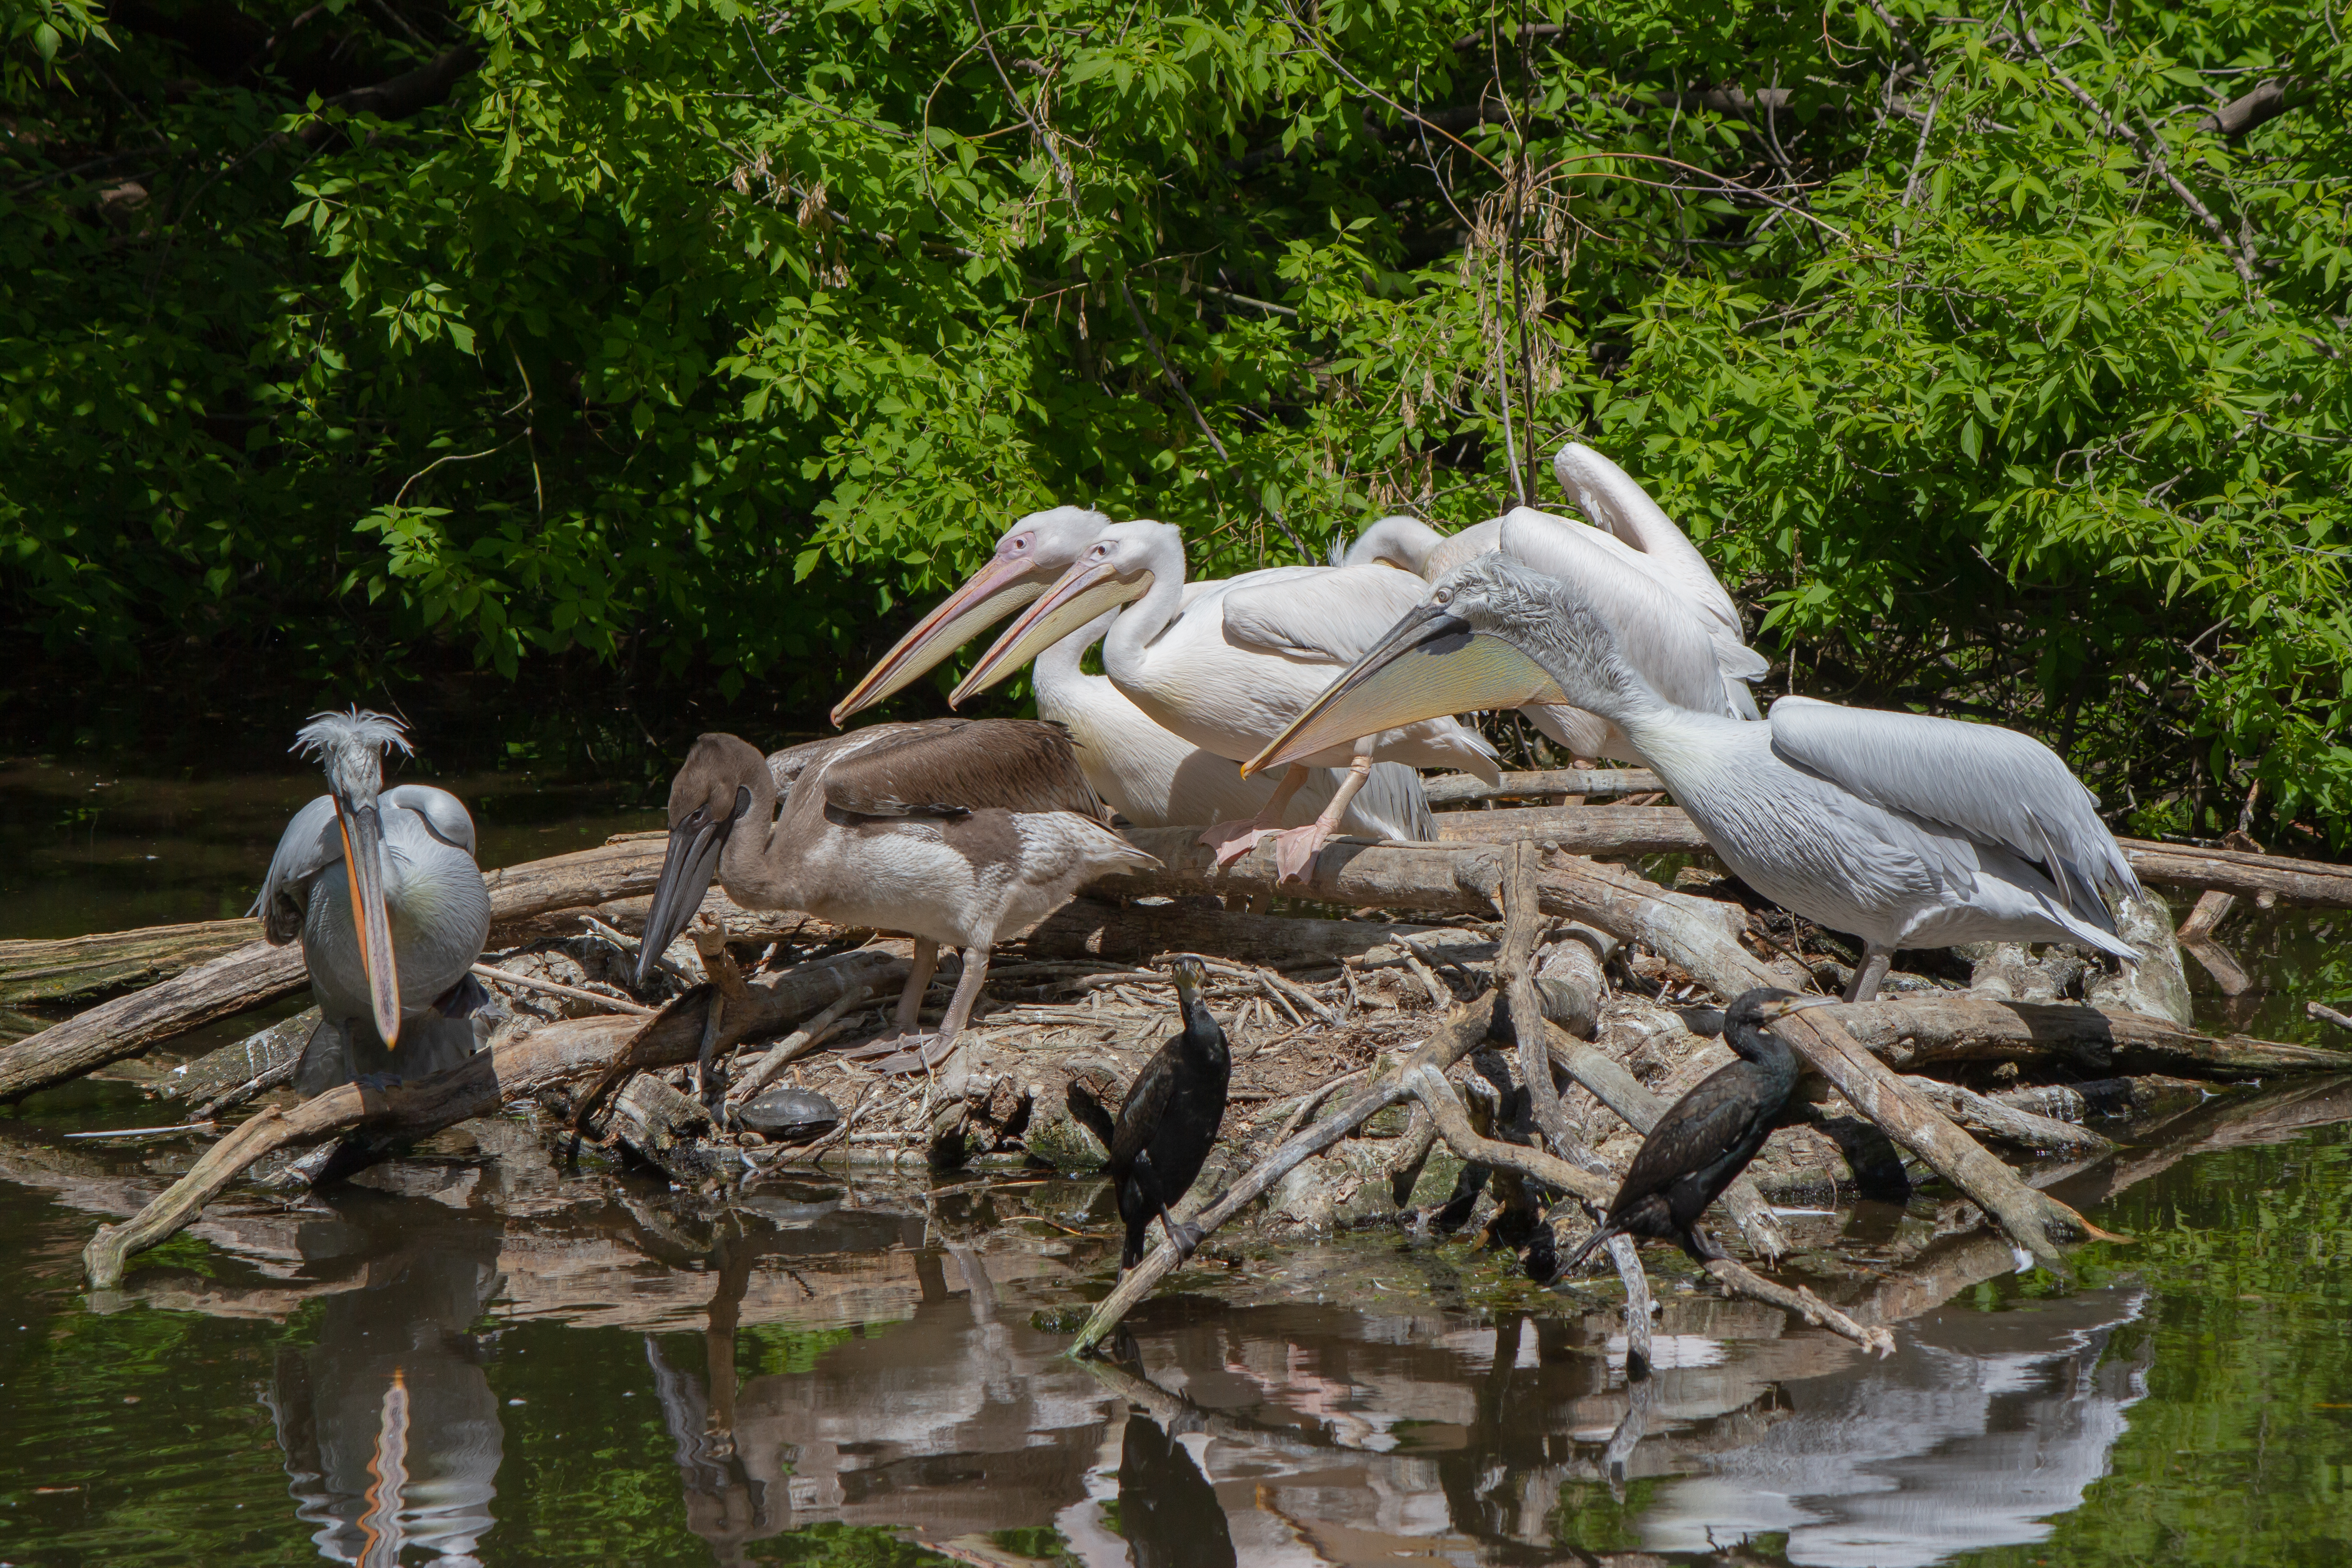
[
  {"left": 253, "top": 709, "right": 493, "bottom": 1094},
  {"left": 1268, "top": 539, "right": 2143, "bottom": 1001}
]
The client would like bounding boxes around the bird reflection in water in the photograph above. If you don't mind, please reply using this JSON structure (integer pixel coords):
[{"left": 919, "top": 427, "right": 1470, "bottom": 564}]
[
  {"left": 1115, "top": 1410, "right": 1235, "bottom": 1568},
  {"left": 264, "top": 1202, "right": 505, "bottom": 1566}
]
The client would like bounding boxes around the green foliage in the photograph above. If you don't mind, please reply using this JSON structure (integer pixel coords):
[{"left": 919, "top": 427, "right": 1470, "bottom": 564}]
[{"left": 1, "top": 0, "right": 2347, "bottom": 839}]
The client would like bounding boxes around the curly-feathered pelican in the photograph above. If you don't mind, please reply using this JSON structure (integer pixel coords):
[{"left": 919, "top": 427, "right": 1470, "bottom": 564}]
[
  {"left": 1340, "top": 445, "right": 1765, "bottom": 759},
  {"left": 252, "top": 710, "right": 493, "bottom": 1093},
  {"left": 954, "top": 520, "right": 1500, "bottom": 882},
  {"left": 831, "top": 505, "right": 1433, "bottom": 838},
  {"left": 1253, "top": 540, "right": 2143, "bottom": 1001}
]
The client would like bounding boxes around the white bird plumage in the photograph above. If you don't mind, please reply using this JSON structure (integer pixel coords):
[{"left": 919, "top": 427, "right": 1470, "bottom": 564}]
[
  {"left": 831, "top": 505, "right": 1434, "bottom": 841},
  {"left": 958, "top": 519, "right": 1499, "bottom": 879},
  {"left": 1258, "top": 542, "right": 2143, "bottom": 1000},
  {"left": 253, "top": 709, "right": 493, "bottom": 1094}
]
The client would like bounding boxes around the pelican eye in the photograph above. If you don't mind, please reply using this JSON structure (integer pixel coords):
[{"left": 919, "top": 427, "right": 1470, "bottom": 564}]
[{"left": 1432, "top": 588, "right": 1453, "bottom": 606}]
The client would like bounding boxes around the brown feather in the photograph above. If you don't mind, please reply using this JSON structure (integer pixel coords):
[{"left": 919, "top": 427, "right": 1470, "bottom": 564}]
[{"left": 818, "top": 719, "right": 1102, "bottom": 821}]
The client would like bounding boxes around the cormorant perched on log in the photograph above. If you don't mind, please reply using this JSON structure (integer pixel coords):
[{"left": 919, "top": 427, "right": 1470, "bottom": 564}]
[
  {"left": 1106, "top": 958, "right": 1231, "bottom": 1269},
  {"left": 1559, "top": 987, "right": 1828, "bottom": 1272}
]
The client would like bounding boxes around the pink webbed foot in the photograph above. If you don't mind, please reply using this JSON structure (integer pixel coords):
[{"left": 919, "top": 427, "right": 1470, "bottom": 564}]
[
  {"left": 1267, "top": 822, "right": 1333, "bottom": 884},
  {"left": 1199, "top": 819, "right": 1277, "bottom": 869}
]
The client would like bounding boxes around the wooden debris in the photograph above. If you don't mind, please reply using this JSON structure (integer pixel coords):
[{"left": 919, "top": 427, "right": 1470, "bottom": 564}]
[
  {"left": 1898, "top": 1076, "right": 2116, "bottom": 1156},
  {"left": 155, "top": 1007, "right": 319, "bottom": 1118},
  {"left": 2176, "top": 889, "right": 2252, "bottom": 995},
  {"left": 81, "top": 947, "right": 907, "bottom": 1287},
  {"left": 1421, "top": 767, "right": 1662, "bottom": 804},
  {"left": 2310, "top": 1001, "right": 2352, "bottom": 1035},
  {"left": 1820, "top": 995, "right": 2347, "bottom": 1078},
  {"left": 0, "top": 918, "right": 257, "bottom": 1006},
  {"left": 471, "top": 962, "right": 652, "bottom": 1015}
]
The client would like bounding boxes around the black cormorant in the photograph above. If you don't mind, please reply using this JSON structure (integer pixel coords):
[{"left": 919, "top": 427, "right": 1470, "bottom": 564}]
[
  {"left": 1107, "top": 957, "right": 1231, "bottom": 1269},
  {"left": 1559, "top": 986, "right": 1826, "bottom": 1272}
]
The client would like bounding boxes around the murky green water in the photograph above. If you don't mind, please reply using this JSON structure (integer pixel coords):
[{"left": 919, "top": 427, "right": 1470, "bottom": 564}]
[{"left": 4, "top": 754, "right": 2352, "bottom": 1565}]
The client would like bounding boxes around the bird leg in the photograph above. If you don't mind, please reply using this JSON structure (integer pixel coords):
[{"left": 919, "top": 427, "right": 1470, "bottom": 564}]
[
  {"left": 1199, "top": 764, "right": 1312, "bottom": 867},
  {"left": 894, "top": 938, "right": 941, "bottom": 1036},
  {"left": 1157, "top": 1200, "right": 1203, "bottom": 1261},
  {"left": 868, "top": 943, "right": 990, "bottom": 1075},
  {"left": 1844, "top": 945, "right": 1892, "bottom": 1003},
  {"left": 1267, "top": 750, "right": 1375, "bottom": 884}
]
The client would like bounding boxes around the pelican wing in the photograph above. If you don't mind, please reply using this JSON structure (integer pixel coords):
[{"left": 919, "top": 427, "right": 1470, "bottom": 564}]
[
  {"left": 1766, "top": 696, "right": 2142, "bottom": 912},
  {"left": 250, "top": 794, "right": 340, "bottom": 943},
  {"left": 1217, "top": 565, "right": 1431, "bottom": 663},
  {"left": 1498, "top": 508, "right": 1763, "bottom": 716},
  {"left": 383, "top": 784, "right": 479, "bottom": 857},
  {"left": 1552, "top": 444, "right": 1744, "bottom": 639},
  {"left": 818, "top": 718, "right": 1103, "bottom": 820}
]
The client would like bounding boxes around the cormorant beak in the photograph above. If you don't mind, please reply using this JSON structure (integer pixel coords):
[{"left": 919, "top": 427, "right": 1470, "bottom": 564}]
[
  {"left": 635, "top": 787, "right": 750, "bottom": 988},
  {"left": 831, "top": 549, "right": 1049, "bottom": 725},
  {"left": 951, "top": 559, "right": 1148, "bottom": 706},
  {"left": 334, "top": 788, "right": 403, "bottom": 1047},
  {"left": 1760, "top": 994, "right": 1839, "bottom": 1020},
  {"left": 1171, "top": 956, "right": 1206, "bottom": 1010},
  {"left": 1239, "top": 601, "right": 1564, "bottom": 777}
]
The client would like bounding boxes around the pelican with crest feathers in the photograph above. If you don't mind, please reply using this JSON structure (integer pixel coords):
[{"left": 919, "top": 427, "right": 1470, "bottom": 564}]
[
  {"left": 952, "top": 519, "right": 1500, "bottom": 883},
  {"left": 636, "top": 718, "right": 1161, "bottom": 1072},
  {"left": 252, "top": 710, "right": 494, "bottom": 1095},
  {"left": 1339, "top": 444, "right": 1766, "bottom": 761},
  {"left": 831, "top": 505, "right": 1433, "bottom": 839},
  {"left": 1252, "top": 534, "right": 2143, "bottom": 1001}
]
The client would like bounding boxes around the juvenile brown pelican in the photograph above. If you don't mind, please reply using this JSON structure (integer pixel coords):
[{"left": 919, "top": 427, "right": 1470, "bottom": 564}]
[
  {"left": 636, "top": 719, "right": 1161, "bottom": 1071},
  {"left": 253, "top": 710, "right": 493, "bottom": 1094},
  {"left": 832, "top": 506, "right": 1435, "bottom": 839},
  {"left": 956, "top": 520, "right": 1501, "bottom": 881},
  {"left": 1559, "top": 987, "right": 1825, "bottom": 1272},
  {"left": 1255, "top": 542, "right": 2143, "bottom": 1000}
]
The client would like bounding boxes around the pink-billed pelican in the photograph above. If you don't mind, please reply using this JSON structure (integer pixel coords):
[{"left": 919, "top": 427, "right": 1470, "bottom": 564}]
[
  {"left": 954, "top": 520, "right": 1502, "bottom": 881},
  {"left": 831, "top": 506, "right": 1433, "bottom": 839},
  {"left": 636, "top": 718, "right": 1160, "bottom": 1071},
  {"left": 1254, "top": 539, "right": 2142, "bottom": 1000},
  {"left": 253, "top": 710, "right": 493, "bottom": 1094},
  {"left": 1340, "top": 446, "right": 1766, "bottom": 760}
]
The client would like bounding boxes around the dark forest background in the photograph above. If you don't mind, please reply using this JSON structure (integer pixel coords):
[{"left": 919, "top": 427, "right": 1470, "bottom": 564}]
[{"left": 2, "top": 0, "right": 2345, "bottom": 844}]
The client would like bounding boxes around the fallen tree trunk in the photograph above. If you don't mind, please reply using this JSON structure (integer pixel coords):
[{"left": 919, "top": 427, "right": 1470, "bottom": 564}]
[
  {"left": 1899, "top": 1076, "right": 2116, "bottom": 1156},
  {"left": 157, "top": 1007, "right": 319, "bottom": 1118},
  {"left": 0, "top": 919, "right": 259, "bottom": 1006},
  {"left": 1, "top": 836, "right": 678, "bottom": 1104},
  {"left": 1423, "top": 768, "right": 1662, "bottom": 804},
  {"left": 1818, "top": 995, "right": 2347, "bottom": 1078},
  {"left": 81, "top": 947, "right": 905, "bottom": 1287},
  {"left": 1435, "top": 805, "right": 1710, "bottom": 855}
]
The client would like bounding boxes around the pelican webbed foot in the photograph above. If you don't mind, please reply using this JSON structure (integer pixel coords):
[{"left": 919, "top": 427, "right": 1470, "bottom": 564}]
[
  {"left": 1265, "top": 821, "right": 1335, "bottom": 884},
  {"left": 1198, "top": 818, "right": 1278, "bottom": 868}
]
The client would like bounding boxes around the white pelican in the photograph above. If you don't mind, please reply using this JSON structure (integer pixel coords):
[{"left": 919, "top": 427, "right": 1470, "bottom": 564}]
[
  {"left": 954, "top": 520, "right": 1502, "bottom": 881},
  {"left": 252, "top": 710, "right": 493, "bottom": 1094},
  {"left": 1341, "top": 445, "right": 1766, "bottom": 759},
  {"left": 1254, "top": 541, "right": 2143, "bottom": 1000},
  {"left": 634, "top": 718, "right": 1160, "bottom": 1071},
  {"left": 832, "top": 506, "right": 1433, "bottom": 839}
]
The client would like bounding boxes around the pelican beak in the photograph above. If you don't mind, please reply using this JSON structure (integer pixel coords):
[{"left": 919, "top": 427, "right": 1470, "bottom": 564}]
[
  {"left": 335, "top": 790, "right": 403, "bottom": 1047},
  {"left": 951, "top": 560, "right": 1148, "bottom": 706},
  {"left": 831, "top": 550, "right": 1049, "bottom": 725},
  {"left": 635, "top": 788, "right": 749, "bottom": 988},
  {"left": 1239, "top": 603, "right": 1564, "bottom": 777}
]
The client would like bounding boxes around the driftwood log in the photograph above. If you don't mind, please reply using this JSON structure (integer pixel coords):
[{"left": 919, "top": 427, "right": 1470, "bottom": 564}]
[
  {"left": 1422, "top": 768, "right": 1661, "bottom": 804},
  {"left": 1818, "top": 995, "right": 2348, "bottom": 1078},
  {"left": 0, "top": 918, "right": 257, "bottom": 1006},
  {"left": 81, "top": 948, "right": 905, "bottom": 1288}
]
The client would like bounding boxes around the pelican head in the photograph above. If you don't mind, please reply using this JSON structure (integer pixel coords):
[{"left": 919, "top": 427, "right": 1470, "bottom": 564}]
[
  {"left": 831, "top": 505, "right": 1112, "bottom": 725},
  {"left": 1240, "top": 548, "right": 1596, "bottom": 777},
  {"left": 951, "top": 519, "right": 1170, "bottom": 705},
  {"left": 637, "top": 733, "right": 765, "bottom": 988},
  {"left": 293, "top": 708, "right": 413, "bottom": 1046}
]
